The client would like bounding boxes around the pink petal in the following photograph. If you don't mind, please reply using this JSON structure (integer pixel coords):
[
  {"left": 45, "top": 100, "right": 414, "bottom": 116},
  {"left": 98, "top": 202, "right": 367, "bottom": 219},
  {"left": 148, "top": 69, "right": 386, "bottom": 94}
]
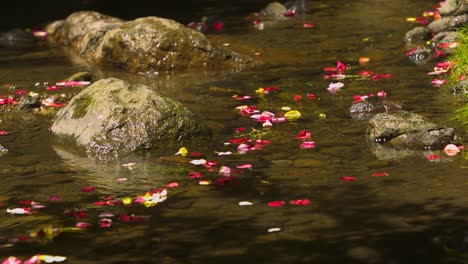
[
  {"left": 336, "top": 61, "right": 346, "bottom": 74},
  {"left": 443, "top": 144, "right": 460, "bottom": 156},
  {"left": 307, "top": 93, "right": 317, "bottom": 99},
  {"left": 23, "top": 255, "right": 40, "bottom": 264},
  {"left": 289, "top": 199, "right": 311, "bottom": 206},
  {"left": 2, "top": 257, "right": 22, "bottom": 264},
  {"left": 294, "top": 94, "right": 302, "bottom": 101},
  {"left": 236, "top": 164, "right": 252, "bottom": 169},
  {"left": 283, "top": 10, "right": 296, "bottom": 17},
  {"left": 433, "top": 48, "right": 446, "bottom": 58},
  {"left": 268, "top": 201, "right": 286, "bottom": 207},
  {"left": 377, "top": 90, "right": 387, "bottom": 97},
  {"left": 303, "top": 23, "right": 313, "bottom": 28},
  {"left": 99, "top": 218, "right": 112, "bottom": 228},
  {"left": 341, "top": 176, "right": 356, "bottom": 181},
  {"left": 299, "top": 141, "right": 316, "bottom": 149},
  {"left": 0, "top": 130, "right": 9, "bottom": 136},
  {"left": 219, "top": 166, "right": 232, "bottom": 177},
  {"left": 76, "top": 222, "right": 92, "bottom": 228},
  {"left": 166, "top": 182, "right": 180, "bottom": 188}
]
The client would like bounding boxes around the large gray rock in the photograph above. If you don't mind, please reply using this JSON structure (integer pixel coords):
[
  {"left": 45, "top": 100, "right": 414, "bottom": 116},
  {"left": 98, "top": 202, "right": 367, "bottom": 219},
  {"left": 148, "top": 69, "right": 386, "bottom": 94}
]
[
  {"left": 51, "top": 78, "right": 209, "bottom": 160},
  {"left": 46, "top": 11, "right": 252, "bottom": 73},
  {"left": 260, "top": 2, "right": 288, "bottom": 20},
  {"left": 427, "top": 14, "right": 468, "bottom": 33},
  {"left": 367, "top": 110, "right": 455, "bottom": 149}
]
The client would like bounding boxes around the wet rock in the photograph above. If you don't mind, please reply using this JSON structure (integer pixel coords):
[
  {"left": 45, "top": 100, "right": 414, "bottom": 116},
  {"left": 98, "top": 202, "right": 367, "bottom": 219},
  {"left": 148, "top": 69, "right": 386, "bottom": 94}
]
[
  {"left": 450, "top": 79, "right": 468, "bottom": 96},
  {"left": 260, "top": 2, "right": 288, "bottom": 20},
  {"left": 350, "top": 98, "right": 402, "bottom": 120},
  {"left": 407, "top": 46, "right": 432, "bottom": 65},
  {"left": 64, "top": 71, "right": 93, "bottom": 82},
  {"left": 46, "top": 11, "right": 252, "bottom": 73},
  {"left": 427, "top": 14, "right": 468, "bottom": 33},
  {"left": 404, "top": 27, "right": 429, "bottom": 43},
  {"left": 439, "top": 0, "right": 468, "bottom": 16},
  {"left": 431, "top": 31, "right": 460, "bottom": 53},
  {"left": 367, "top": 110, "right": 455, "bottom": 150},
  {"left": 0, "top": 144, "right": 7, "bottom": 156},
  {"left": 0, "top": 29, "right": 37, "bottom": 49},
  {"left": 16, "top": 93, "right": 40, "bottom": 109},
  {"left": 51, "top": 78, "right": 210, "bottom": 160}
]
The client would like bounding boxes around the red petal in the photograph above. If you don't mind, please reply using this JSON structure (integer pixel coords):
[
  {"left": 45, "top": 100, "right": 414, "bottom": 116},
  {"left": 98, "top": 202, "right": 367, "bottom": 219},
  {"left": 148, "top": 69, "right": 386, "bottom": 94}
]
[
  {"left": 188, "top": 171, "right": 203, "bottom": 179},
  {"left": 289, "top": 199, "right": 311, "bottom": 205},
  {"left": 268, "top": 201, "right": 286, "bottom": 207},
  {"left": 189, "top": 151, "right": 203, "bottom": 157},
  {"left": 306, "top": 93, "right": 316, "bottom": 99},
  {"left": 425, "top": 154, "right": 440, "bottom": 160},
  {"left": 81, "top": 186, "right": 96, "bottom": 192},
  {"left": 0, "top": 130, "right": 8, "bottom": 135},
  {"left": 234, "top": 127, "right": 245, "bottom": 133},
  {"left": 294, "top": 94, "right": 302, "bottom": 101},
  {"left": 341, "top": 176, "right": 356, "bottom": 181},
  {"left": 371, "top": 172, "right": 388, "bottom": 177}
]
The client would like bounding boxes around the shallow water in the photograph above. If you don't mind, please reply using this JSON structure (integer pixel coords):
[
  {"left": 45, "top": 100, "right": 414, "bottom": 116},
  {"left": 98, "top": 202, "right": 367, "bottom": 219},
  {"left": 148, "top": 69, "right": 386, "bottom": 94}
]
[{"left": 1, "top": 0, "right": 468, "bottom": 263}]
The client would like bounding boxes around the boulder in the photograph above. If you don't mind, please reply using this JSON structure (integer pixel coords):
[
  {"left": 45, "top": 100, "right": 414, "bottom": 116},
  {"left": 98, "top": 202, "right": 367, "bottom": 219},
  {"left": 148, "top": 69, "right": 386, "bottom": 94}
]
[
  {"left": 367, "top": 110, "right": 455, "bottom": 149},
  {"left": 46, "top": 11, "right": 252, "bottom": 73},
  {"left": 51, "top": 78, "right": 210, "bottom": 160}
]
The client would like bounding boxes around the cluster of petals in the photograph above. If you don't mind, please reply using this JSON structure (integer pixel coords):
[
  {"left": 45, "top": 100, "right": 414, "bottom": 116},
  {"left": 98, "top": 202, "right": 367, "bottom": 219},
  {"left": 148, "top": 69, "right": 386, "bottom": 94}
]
[
  {"left": 250, "top": 111, "right": 287, "bottom": 127},
  {"left": 134, "top": 189, "right": 168, "bottom": 207}
]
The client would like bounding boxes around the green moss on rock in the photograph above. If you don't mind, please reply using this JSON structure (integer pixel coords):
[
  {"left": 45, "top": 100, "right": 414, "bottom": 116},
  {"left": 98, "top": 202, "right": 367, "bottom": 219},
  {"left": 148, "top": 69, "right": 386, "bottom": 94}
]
[{"left": 72, "top": 95, "right": 93, "bottom": 119}]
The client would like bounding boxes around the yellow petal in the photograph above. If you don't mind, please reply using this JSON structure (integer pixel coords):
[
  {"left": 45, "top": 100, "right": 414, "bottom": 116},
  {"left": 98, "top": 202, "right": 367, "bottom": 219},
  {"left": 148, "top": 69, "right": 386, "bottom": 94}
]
[
  {"left": 39, "top": 255, "right": 67, "bottom": 263},
  {"left": 284, "top": 110, "right": 301, "bottom": 121},
  {"left": 122, "top": 197, "right": 132, "bottom": 205},
  {"left": 198, "top": 180, "right": 212, "bottom": 185},
  {"left": 406, "top": 17, "right": 416, "bottom": 22},
  {"left": 256, "top": 88, "right": 265, "bottom": 94}
]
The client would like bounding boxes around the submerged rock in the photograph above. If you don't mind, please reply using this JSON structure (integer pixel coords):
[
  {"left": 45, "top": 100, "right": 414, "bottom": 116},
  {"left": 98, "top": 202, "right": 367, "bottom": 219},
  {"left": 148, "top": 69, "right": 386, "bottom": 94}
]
[
  {"left": 407, "top": 46, "right": 432, "bottom": 65},
  {"left": 46, "top": 11, "right": 252, "bottom": 73},
  {"left": 404, "top": 27, "right": 429, "bottom": 43},
  {"left": 51, "top": 78, "right": 210, "bottom": 160},
  {"left": 0, "top": 29, "right": 37, "bottom": 49},
  {"left": 260, "top": 2, "right": 288, "bottom": 20},
  {"left": 367, "top": 110, "right": 455, "bottom": 150},
  {"left": 349, "top": 98, "right": 401, "bottom": 120}
]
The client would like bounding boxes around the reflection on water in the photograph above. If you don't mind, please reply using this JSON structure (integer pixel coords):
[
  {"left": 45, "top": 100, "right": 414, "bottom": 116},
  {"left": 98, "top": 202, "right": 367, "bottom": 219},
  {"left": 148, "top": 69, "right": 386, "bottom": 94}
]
[{"left": 1, "top": 0, "right": 468, "bottom": 263}]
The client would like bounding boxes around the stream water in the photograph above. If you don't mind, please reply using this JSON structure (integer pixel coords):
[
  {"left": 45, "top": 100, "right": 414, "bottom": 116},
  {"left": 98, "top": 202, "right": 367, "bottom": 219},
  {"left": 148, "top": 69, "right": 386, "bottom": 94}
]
[{"left": 1, "top": 0, "right": 468, "bottom": 263}]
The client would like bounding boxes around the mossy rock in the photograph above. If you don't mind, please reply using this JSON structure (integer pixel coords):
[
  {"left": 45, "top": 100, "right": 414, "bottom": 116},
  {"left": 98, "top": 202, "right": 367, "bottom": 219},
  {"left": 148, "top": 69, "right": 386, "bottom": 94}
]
[{"left": 51, "top": 78, "right": 210, "bottom": 160}]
